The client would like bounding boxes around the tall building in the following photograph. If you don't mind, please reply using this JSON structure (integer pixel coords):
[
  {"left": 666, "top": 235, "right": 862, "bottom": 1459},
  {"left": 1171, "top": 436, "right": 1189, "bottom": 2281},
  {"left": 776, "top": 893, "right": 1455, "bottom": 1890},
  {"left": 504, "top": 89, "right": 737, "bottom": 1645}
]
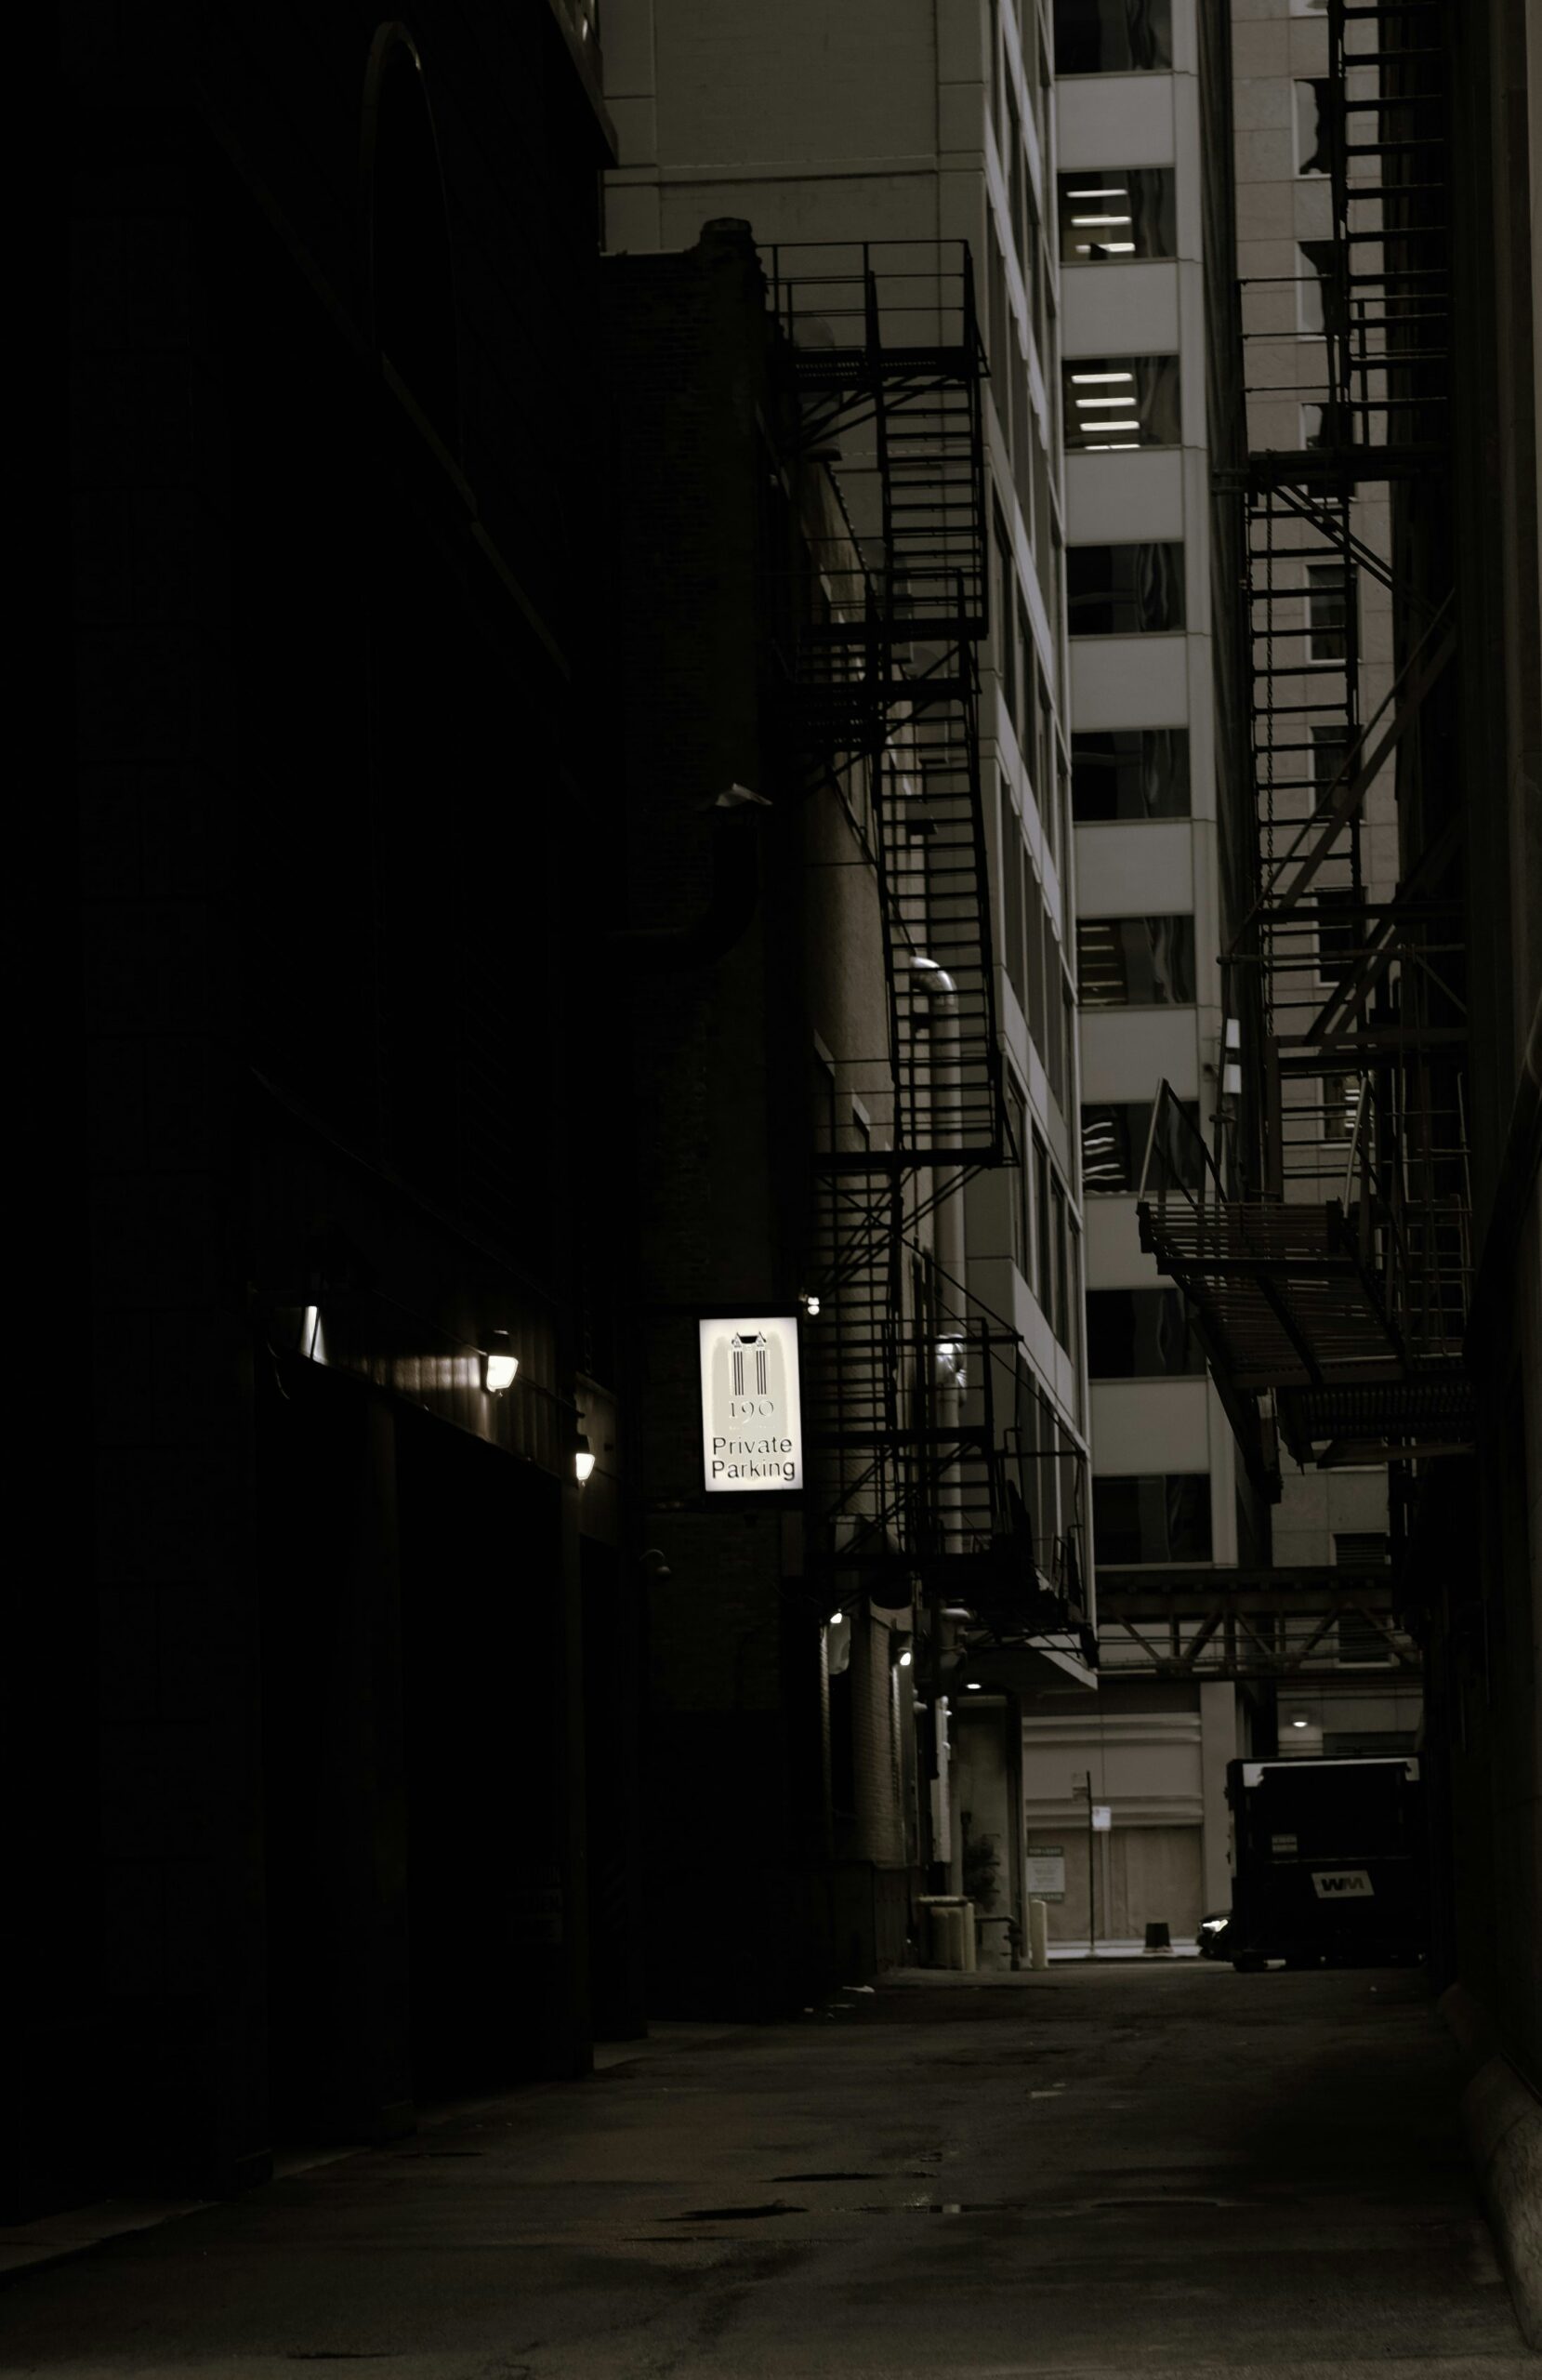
[
  {"left": 28, "top": 0, "right": 620, "bottom": 2219},
  {"left": 604, "top": 0, "right": 1097, "bottom": 1977}
]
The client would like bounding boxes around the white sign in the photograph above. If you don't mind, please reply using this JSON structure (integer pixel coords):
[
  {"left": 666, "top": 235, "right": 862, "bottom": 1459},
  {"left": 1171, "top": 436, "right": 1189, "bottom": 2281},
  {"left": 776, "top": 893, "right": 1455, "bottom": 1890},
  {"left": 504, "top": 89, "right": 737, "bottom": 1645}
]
[
  {"left": 1311, "top": 1868, "right": 1375, "bottom": 1898},
  {"left": 1091, "top": 1804, "right": 1113, "bottom": 1832},
  {"left": 1025, "top": 1846, "right": 1066, "bottom": 1901},
  {"left": 698, "top": 1316, "right": 804, "bottom": 1493}
]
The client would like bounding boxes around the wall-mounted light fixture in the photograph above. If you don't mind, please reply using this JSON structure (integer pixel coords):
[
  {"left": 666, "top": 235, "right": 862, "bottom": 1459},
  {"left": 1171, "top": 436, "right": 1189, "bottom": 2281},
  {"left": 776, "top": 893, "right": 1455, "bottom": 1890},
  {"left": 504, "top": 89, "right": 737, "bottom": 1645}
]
[
  {"left": 483, "top": 1333, "right": 520, "bottom": 1394},
  {"left": 1290, "top": 1712, "right": 1311, "bottom": 1729},
  {"left": 898, "top": 1648, "right": 913, "bottom": 1669},
  {"left": 829, "top": 1606, "right": 844, "bottom": 1626},
  {"left": 574, "top": 1432, "right": 597, "bottom": 1484},
  {"left": 799, "top": 1290, "right": 821, "bottom": 1318}
]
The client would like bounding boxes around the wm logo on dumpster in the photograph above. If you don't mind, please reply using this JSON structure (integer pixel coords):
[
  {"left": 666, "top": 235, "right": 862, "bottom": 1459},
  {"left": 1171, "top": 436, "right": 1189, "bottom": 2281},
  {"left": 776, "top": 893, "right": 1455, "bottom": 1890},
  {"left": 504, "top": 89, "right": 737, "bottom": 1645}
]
[{"left": 1311, "top": 1869, "right": 1375, "bottom": 1898}]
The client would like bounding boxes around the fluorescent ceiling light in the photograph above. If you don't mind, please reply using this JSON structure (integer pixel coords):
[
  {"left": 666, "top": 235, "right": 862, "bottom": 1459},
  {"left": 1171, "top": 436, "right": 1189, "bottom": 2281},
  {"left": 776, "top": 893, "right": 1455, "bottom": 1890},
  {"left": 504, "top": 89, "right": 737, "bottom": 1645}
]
[
  {"left": 1065, "top": 186, "right": 1127, "bottom": 197},
  {"left": 1075, "top": 243, "right": 1136, "bottom": 254},
  {"left": 1071, "top": 371, "right": 1135, "bottom": 383},
  {"left": 1076, "top": 394, "right": 1141, "bottom": 406},
  {"left": 1072, "top": 215, "right": 1133, "bottom": 228}
]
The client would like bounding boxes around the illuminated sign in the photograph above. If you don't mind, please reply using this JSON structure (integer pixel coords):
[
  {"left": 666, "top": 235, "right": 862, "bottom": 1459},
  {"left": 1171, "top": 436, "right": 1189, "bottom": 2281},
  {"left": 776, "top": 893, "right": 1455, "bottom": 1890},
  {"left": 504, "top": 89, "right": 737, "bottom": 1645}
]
[{"left": 698, "top": 1316, "right": 803, "bottom": 1494}]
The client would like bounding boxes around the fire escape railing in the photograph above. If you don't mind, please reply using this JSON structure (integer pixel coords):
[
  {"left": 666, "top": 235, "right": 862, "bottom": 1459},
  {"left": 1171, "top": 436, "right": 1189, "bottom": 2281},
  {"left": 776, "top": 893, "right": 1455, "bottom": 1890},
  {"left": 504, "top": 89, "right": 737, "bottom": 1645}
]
[
  {"left": 768, "top": 241, "right": 1082, "bottom": 1626},
  {"left": 1145, "top": 0, "right": 1470, "bottom": 1479}
]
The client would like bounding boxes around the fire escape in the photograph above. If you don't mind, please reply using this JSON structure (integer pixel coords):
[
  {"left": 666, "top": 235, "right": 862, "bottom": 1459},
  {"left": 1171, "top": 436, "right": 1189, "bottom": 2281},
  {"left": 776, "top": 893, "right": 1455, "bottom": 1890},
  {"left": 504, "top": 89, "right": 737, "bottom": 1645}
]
[
  {"left": 767, "top": 241, "right": 1087, "bottom": 1640},
  {"left": 1139, "top": 0, "right": 1470, "bottom": 1489}
]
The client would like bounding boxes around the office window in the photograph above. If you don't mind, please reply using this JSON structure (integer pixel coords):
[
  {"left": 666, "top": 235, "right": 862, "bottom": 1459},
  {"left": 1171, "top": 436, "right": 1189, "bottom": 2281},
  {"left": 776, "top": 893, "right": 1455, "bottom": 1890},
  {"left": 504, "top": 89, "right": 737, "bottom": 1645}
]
[
  {"left": 1052, "top": 0, "right": 1172, "bottom": 73},
  {"left": 1080, "top": 1098, "right": 1203, "bottom": 1193},
  {"left": 1076, "top": 915, "right": 1196, "bottom": 1006},
  {"left": 1295, "top": 79, "right": 1331, "bottom": 175},
  {"left": 1317, "top": 882, "right": 1364, "bottom": 983},
  {"left": 995, "top": 504, "right": 1021, "bottom": 736},
  {"left": 1068, "top": 543, "right": 1185, "bottom": 635},
  {"left": 1001, "top": 779, "right": 1027, "bottom": 1012},
  {"left": 1058, "top": 168, "right": 1176, "bottom": 262},
  {"left": 1072, "top": 728, "right": 1190, "bottom": 820},
  {"left": 1008, "top": 1078, "right": 1031, "bottom": 1277},
  {"left": 1047, "top": 936, "right": 1066, "bottom": 1111},
  {"left": 1034, "top": 1129, "right": 1051, "bottom": 1302},
  {"left": 1025, "top": 873, "right": 1047, "bottom": 1055},
  {"left": 1063, "top": 354, "right": 1180, "bottom": 451},
  {"left": 1311, "top": 724, "right": 1350, "bottom": 805},
  {"left": 1321, "top": 1071, "right": 1362, "bottom": 1144},
  {"left": 1094, "top": 1474, "right": 1213, "bottom": 1564},
  {"left": 1087, "top": 1287, "right": 1206, "bottom": 1378},
  {"left": 1306, "top": 562, "right": 1348, "bottom": 662},
  {"left": 1051, "top": 1174, "right": 1070, "bottom": 1346}
]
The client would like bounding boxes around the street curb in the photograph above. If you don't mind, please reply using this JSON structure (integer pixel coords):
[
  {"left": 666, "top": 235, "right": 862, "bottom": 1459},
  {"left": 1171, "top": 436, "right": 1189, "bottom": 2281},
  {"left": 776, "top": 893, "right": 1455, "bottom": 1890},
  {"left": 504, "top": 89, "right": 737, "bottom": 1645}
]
[{"left": 1438, "top": 1983, "right": 1542, "bottom": 2350}]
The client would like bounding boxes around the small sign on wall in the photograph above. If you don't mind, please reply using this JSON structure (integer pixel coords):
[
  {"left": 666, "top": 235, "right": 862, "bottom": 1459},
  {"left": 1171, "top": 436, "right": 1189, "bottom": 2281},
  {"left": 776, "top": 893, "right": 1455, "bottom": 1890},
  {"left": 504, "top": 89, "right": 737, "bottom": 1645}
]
[
  {"left": 1092, "top": 1804, "right": 1113, "bottom": 1832},
  {"left": 698, "top": 1316, "right": 804, "bottom": 1494},
  {"left": 1025, "top": 1846, "right": 1066, "bottom": 1902}
]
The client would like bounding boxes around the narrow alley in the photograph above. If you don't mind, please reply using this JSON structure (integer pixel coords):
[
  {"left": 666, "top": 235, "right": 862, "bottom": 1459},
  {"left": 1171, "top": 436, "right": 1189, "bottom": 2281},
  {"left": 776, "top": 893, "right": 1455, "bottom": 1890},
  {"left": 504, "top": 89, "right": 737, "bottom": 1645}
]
[{"left": 3, "top": 1964, "right": 1530, "bottom": 2378}]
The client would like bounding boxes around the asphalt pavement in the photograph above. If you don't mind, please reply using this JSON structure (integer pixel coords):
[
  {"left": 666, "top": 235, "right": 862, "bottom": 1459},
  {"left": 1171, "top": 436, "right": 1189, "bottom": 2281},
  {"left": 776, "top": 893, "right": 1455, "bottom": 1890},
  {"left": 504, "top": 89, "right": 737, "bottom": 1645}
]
[{"left": 1, "top": 1961, "right": 1533, "bottom": 2377}]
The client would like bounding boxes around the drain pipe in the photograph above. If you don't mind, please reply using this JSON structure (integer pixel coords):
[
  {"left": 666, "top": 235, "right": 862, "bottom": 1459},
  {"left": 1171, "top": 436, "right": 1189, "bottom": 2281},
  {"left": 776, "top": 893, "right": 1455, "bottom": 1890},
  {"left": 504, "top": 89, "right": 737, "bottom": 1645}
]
[
  {"left": 611, "top": 785, "right": 772, "bottom": 971},
  {"left": 915, "top": 957, "right": 967, "bottom": 1899}
]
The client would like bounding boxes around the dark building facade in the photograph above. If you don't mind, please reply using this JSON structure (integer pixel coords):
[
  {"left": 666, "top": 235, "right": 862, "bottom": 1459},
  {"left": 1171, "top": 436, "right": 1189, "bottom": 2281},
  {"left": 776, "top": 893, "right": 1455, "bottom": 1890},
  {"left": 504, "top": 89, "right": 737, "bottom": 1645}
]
[{"left": 25, "top": 1, "right": 620, "bottom": 2217}]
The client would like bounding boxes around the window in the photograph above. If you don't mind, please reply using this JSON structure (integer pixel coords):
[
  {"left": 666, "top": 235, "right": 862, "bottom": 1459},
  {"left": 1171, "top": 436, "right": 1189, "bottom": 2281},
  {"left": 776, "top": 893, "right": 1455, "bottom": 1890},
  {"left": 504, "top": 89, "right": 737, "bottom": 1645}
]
[
  {"left": 1316, "top": 882, "right": 1364, "bottom": 982},
  {"left": 1075, "top": 915, "right": 1196, "bottom": 1006},
  {"left": 1294, "top": 79, "right": 1331, "bottom": 175},
  {"left": 1008, "top": 1078, "right": 1031, "bottom": 1278},
  {"left": 1306, "top": 562, "right": 1348, "bottom": 662},
  {"left": 1300, "top": 402, "right": 1327, "bottom": 449},
  {"left": 1094, "top": 1474, "right": 1213, "bottom": 1564},
  {"left": 995, "top": 503, "right": 1021, "bottom": 737},
  {"left": 1026, "top": 874, "right": 1047, "bottom": 1056},
  {"left": 1058, "top": 168, "right": 1176, "bottom": 262},
  {"left": 1052, "top": 0, "right": 1173, "bottom": 73},
  {"left": 1311, "top": 724, "right": 1350, "bottom": 805},
  {"left": 1063, "top": 354, "right": 1180, "bottom": 450},
  {"left": 1080, "top": 1098, "right": 1202, "bottom": 1193},
  {"left": 1072, "top": 728, "right": 1190, "bottom": 820},
  {"left": 1087, "top": 1288, "right": 1206, "bottom": 1378},
  {"left": 1334, "top": 1535, "right": 1393, "bottom": 1666},
  {"left": 1000, "top": 779, "right": 1027, "bottom": 1012},
  {"left": 1051, "top": 1175, "right": 1070, "bottom": 1345},
  {"left": 1068, "top": 543, "right": 1185, "bottom": 635},
  {"left": 1047, "top": 936, "right": 1066, "bottom": 1110},
  {"left": 1034, "top": 1129, "right": 1052, "bottom": 1303},
  {"left": 1321, "top": 1072, "right": 1362, "bottom": 1144}
]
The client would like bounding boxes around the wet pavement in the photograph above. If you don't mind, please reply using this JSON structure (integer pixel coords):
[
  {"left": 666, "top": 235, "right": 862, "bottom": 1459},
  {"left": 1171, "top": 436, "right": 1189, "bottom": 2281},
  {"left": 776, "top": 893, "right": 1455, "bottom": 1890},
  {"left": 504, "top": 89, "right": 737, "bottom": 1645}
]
[{"left": 1, "top": 1962, "right": 1533, "bottom": 2377}]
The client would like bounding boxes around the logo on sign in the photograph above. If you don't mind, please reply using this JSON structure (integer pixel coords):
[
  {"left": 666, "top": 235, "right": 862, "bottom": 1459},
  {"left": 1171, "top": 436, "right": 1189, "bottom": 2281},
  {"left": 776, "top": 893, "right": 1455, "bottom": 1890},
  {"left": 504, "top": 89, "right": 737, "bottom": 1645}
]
[
  {"left": 1311, "top": 1869, "right": 1375, "bottom": 1898},
  {"left": 699, "top": 1317, "right": 804, "bottom": 1493}
]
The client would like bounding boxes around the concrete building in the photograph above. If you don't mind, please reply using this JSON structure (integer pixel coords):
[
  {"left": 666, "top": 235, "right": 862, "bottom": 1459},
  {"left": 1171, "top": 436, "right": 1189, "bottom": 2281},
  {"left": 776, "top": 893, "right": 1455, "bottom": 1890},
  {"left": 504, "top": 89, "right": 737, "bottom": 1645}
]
[
  {"left": 603, "top": 0, "right": 1097, "bottom": 1977},
  {"left": 26, "top": 0, "right": 622, "bottom": 2221}
]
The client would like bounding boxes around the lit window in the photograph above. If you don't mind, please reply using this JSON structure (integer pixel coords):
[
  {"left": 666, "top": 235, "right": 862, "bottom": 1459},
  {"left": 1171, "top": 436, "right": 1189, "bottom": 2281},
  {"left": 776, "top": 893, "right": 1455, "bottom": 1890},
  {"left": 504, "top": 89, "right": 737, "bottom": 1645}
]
[
  {"left": 1057, "top": 168, "right": 1176, "bottom": 262},
  {"left": 1062, "top": 354, "right": 1180, "bottom": 450}
]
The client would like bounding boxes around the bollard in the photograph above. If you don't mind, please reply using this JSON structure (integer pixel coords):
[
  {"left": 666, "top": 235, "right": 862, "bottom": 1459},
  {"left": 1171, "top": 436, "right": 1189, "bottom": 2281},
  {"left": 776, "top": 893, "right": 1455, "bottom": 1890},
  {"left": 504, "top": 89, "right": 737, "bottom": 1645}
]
[{"left": 1028, "top": 1897, "right": 1049, "bottom": 1971}]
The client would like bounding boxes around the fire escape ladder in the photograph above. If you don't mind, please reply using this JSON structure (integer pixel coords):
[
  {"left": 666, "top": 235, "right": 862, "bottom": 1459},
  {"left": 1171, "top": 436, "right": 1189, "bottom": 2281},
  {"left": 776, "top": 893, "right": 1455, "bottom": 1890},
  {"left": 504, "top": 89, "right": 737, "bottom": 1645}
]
[
  {"left": 1153, "top": 0, "right": 1471, "bottom": 1474},
  {"left": 769, "top": 241, "right": 1018, "bottom": 1582}
]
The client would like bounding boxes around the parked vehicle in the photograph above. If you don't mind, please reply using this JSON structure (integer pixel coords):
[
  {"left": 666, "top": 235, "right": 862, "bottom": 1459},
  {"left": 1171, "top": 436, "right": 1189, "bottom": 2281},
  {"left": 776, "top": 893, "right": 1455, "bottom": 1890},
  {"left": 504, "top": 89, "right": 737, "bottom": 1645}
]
[
  {"left": 1197, "top": 1910, "right": 1232, "bottom": 1959},
  {"left": 1225, "top": 1756, "right": 1427, "bottom": 1970}
]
